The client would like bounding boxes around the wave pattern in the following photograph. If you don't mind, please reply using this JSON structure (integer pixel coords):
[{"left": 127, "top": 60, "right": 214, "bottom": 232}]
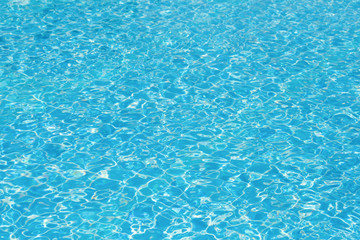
[{"left": 1, "top": 0, "right": 360, "bottom": 239}]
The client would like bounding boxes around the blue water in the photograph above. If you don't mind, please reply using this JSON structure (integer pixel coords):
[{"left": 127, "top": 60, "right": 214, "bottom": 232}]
[{"left": 1, "top": 0, "right": 360, "bottom": 239}]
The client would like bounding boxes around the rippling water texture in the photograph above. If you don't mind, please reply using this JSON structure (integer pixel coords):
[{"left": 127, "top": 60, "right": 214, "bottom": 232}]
[{"left": 1, "top": 0, "right": 360, "bottom": 239}]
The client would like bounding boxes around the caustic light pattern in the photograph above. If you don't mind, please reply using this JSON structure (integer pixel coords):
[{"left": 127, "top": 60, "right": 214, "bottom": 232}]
[{"left": 1, "top": 0, "right": 360, "bottom": 239}]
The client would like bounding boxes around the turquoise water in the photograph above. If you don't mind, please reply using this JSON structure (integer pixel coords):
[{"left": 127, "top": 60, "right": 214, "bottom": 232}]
[{"left": 1, "top": 0, "right": 360, "bottom": 239}]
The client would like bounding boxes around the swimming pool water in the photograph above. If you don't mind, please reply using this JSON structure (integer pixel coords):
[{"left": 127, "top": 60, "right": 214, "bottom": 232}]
[{"left": 1, "top": 0, "right": 360, "bottom": 239}]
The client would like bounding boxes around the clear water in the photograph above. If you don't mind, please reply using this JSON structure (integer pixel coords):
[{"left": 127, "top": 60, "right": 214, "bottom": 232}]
[{"left": 1, "top": 0, "right": 360, "bottom": 239}]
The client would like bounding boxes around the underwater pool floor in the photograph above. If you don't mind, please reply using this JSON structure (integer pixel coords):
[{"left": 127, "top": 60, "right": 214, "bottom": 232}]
[{"left": 1, "top": 0, "right": 360, "bottom": 239}]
